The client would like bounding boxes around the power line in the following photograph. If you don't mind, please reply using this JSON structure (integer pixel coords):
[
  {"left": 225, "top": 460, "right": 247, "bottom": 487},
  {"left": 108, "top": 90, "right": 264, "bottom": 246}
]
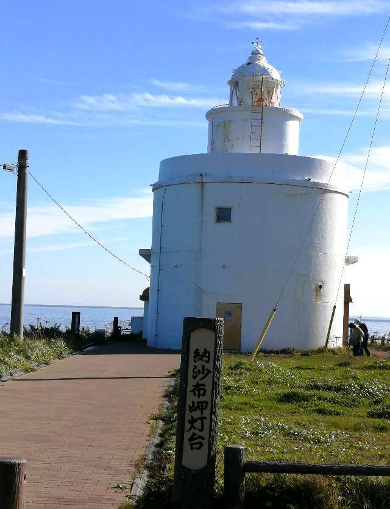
[
  {"left": 334, "top": 52, "right": 390, "bottom": 305},
  {"left": 28, "top": 170, "right": 150, "bottom": 280},
  {"left": 273, "top": 15, "right": 390, "bottom": 310}
]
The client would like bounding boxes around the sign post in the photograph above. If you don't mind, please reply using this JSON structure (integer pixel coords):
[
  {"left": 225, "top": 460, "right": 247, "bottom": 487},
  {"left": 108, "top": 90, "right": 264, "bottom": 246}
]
[{"left": 173, "top": 317, "right": 224, "bottom": 509}]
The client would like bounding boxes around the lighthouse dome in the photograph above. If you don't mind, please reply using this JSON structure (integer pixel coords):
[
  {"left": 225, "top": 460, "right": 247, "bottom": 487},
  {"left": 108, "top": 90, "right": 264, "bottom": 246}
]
[{"left": 228, "top": 42, "right": 284, "bottom": 84}]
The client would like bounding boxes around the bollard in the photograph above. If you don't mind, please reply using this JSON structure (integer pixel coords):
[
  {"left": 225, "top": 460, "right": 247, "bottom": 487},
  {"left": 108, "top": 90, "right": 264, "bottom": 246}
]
[
  {"left": 0, "top": 458, "right": 26, "bottom": 509},
  {"left": 224, "top": 446, "right": 246, "bottom": 509},
  {"left": 71, "top": 312, "right": 80, "bottom": 336},
  {"left": 172, "top": 317, "right": 224, "bottom": 509},
  {"left": 113, "top": 317, "right": 120, "bottom": 338}
]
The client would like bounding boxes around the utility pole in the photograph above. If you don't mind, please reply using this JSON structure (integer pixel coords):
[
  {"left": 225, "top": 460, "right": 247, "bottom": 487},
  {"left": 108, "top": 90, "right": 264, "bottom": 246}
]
[{"left": 10, "top": 149, "right": 28, "bottom": 339}]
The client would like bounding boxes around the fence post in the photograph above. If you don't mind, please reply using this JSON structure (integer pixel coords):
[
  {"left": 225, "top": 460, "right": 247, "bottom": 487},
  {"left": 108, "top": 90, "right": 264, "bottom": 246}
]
[
  {"left": 71, "top": 312, "right": 80, "bottom": 336},
  {"left": 0, "top": 458, "right": 26, "bottom": 509},
  {"left": 224, "top": 445, "right": 246, "bottom": 509},
  {"left": 113, "top": 317, "right": 120, "bottom": 338},
  {"left": 172, "top": 317, "right": 224, "bottom": 509}
]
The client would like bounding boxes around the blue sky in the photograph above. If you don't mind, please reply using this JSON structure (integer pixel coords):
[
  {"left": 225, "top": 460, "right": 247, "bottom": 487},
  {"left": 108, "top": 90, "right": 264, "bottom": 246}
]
[{"left": 1, "top": 0, "right": 390, "bottom": 317}]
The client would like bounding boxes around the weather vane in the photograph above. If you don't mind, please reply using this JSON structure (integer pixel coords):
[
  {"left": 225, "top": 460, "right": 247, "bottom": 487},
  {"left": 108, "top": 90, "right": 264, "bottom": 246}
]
[{"left": 252, "top": 37, "right": 264, "bottom": 50}]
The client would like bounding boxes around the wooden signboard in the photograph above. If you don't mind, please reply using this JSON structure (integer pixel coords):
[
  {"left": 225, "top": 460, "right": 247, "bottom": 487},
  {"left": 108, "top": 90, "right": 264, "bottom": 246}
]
[{"left": 173, "top": 317, "right": 223, "bottom": 509}]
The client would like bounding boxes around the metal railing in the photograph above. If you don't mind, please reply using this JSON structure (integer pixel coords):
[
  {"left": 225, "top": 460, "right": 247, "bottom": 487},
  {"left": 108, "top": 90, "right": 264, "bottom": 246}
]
[{"left": 224, "top": 445, "right": 390, "bottom": 509}]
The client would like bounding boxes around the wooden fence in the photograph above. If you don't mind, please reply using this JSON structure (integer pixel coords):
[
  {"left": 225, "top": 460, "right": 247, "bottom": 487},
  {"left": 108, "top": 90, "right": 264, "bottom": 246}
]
[{"left": 224, "top": 445, "right": 390, "bottom": 509}]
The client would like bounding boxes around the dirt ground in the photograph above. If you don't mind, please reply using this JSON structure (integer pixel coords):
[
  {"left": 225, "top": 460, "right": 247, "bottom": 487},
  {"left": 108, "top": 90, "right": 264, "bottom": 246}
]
[{"left": 369, "top": 345, "right": 390, "bottom": 358}]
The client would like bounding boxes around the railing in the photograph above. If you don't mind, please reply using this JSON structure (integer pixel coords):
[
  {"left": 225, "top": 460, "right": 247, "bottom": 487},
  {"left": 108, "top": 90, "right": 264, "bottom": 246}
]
[
  {"left": 208, "top": 103, "right": 230, "bottom": 110},
  {"left": 224, "top": 445, "right": 390, "bottom": 509}
]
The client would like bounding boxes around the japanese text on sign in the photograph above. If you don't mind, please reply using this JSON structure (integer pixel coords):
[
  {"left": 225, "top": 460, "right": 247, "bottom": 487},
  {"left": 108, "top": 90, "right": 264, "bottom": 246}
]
[{"left": 182, "top": 328, "right": 215, "bottom": 470}]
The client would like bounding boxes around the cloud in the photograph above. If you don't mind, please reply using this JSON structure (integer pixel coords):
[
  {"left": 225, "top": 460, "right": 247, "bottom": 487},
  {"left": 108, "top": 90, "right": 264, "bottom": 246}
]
[
  {"left": 0, "top": 110, "right": 206, "bottom": 128},
  {"left": 32, "top": 77, "right": 78, "bottom": 86},
  {"left": 0, "top": 238, "right": 129, "bottom": 254},
  {"left": 150, "top": 79, "right": 206, "bottom": 92},
  {"left": 342, "top": 43, "right": 390, "bottom": 62},
  {"left": 299, "top": 80, "right": 389, "bottom": 97},
  {"left": 0, "top": 191, "right": 153, "bottom": 239},
  {"left": 0, "top": 112, "right": 77, "bottom": 125},
  {"left": 222, "top": 0, "right": 385, "bottom": 16},
  {"left": 347, "top": 249, "right": 390, "bottom": 318},
  {"left": 316, "top": 146, "right": 390, "bottom": 192},
  {"left": 74, "top": 92, "right": 224, "bottom": 111},
  {"left": 209, "top": 1, "right": 385, "bottom": 32},
  {"left": 227, "top": 20, "right": 300, "bottom": 30}
]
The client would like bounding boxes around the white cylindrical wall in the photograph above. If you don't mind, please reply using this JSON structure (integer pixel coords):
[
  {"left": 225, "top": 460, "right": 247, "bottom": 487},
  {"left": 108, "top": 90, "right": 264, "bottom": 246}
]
[
  {"left": 142, "top": 300, "right": 149, "bottom": 340},
  {"left": 206, "top": 106, "right": 302, "bottom": 155},
  {"left": 147, "top": 153, "right": 348, "bottom": 351}
]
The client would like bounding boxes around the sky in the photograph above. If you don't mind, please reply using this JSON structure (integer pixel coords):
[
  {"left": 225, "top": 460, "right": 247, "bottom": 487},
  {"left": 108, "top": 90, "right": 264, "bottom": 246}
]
[{"left": 1, "top": 0, "right": 390, "bottom": 317}]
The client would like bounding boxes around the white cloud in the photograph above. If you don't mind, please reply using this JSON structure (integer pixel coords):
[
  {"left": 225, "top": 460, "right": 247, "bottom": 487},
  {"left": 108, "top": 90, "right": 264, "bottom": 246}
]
[
  {"left": 347, "top": 249, "right": 390, "bottom": 318},
  {"left": 227, "top": 0, "right": 385, "bottom": 16},
  {"left": 228, "top": 20, "right": 300, "bottom": 30},
  {"left": 74, "top": 92, "right": 224, "bottom": 111},
  {"left": 0, "top": 238, "right": 128, "bottom": 254},
  {"left": 316, "top": 146, "right": 390, "bottom": 192},
  {"left": 342, "top": 43, "right": 390, "bottom": 62},
  {"left": 150, "top": 79, "right": 206, "bottom": 92},
  {"left": 0, "top": 110, "right": 206, "bottom": 128},
  {"left": 0, "top": 113, "right": 76, "bottom": 125},
  {"left": 299, "top": 80, "right": 389, "bottom": 97},
  {"left": 0, "top": 191, "right": 153, "bottom": 239},
  {"left": 211, "top": 1, "right": 385, "bottom": 32}
]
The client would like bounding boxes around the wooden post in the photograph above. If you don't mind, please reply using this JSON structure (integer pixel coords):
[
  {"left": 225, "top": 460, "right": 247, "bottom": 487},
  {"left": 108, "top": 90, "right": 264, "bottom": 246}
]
[
  {"left": 343, "top": 284, "right": 352, "bottom": 348},
  {"left": 324, "top": 305, "right": 336, "bottom": 349},
  {"left": 113, "top": 317, "right": 120, "bottom": 338},
  {"left": 0, "top": 458, "right": 26, "bottom": 509},
  {"left": 71, "top": 312, "right": 80, "bottom": 336},
  {"left": 224, "top": 446, "right": 246, "bottom": 509},
  {"left": 172, "top": 317, "right": 224, "bottom": 509},
  {"left": 10, "top": 150, "right": 28, "bottom": 340}
]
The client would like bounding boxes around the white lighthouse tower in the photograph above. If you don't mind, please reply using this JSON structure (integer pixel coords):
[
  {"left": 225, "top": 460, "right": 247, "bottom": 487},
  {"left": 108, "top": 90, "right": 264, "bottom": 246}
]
[{"left": 141, "top": 41, "right": 349, "bottom": 351}]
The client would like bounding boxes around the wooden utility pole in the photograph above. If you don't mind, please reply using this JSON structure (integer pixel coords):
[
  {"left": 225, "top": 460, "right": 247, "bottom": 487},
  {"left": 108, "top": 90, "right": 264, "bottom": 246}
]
[
  {"left": 343, "top": 284, "right": 352, "bottom": 347},
  {"left": 10, "top": 150, "right": 28, "bottom": 340}
]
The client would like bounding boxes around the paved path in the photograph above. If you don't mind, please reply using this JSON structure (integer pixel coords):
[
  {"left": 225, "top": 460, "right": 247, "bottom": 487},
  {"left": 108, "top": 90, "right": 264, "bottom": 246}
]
[{"left": 0, "top": 341, "right": 179, "bottom": 508}]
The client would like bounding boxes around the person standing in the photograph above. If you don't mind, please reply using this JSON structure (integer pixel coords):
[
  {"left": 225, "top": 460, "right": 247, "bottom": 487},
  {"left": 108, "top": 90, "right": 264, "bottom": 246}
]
[
  {"left": 355, "top": 319, "right": 370, "bottom": 356},
  {"left": 348, "top": 322, "right": 364, "bottom": 356}
]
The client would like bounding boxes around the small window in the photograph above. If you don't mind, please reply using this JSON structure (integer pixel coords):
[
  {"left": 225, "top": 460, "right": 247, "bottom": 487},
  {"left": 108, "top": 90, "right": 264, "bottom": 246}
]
[{"left": 216, "top": 207, "right": 232, "bottom": 223}]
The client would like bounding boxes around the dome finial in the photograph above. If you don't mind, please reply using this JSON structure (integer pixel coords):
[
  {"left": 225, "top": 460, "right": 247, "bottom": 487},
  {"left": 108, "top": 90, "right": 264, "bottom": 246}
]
[{"left": 252, "top": 37, "right": 264, "bottom": 56}]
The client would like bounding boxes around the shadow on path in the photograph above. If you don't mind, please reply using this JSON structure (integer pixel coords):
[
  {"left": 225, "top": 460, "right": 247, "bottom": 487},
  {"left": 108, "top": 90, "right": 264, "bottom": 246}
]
[
  {"left": 13, "top": 375, "right": 173, "bottom": 381},
  {"left": 81, "top": 339, "right": 180, "bottom": 355}
]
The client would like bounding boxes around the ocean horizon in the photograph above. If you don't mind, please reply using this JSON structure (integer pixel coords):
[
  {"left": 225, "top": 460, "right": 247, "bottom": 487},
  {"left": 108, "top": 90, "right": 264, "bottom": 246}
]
[
  {"left": 0, "top": 303, "right": 143, "bottom": 333},
  {"left": 0, "top": 304, "right": 389, "bottom": 336}
]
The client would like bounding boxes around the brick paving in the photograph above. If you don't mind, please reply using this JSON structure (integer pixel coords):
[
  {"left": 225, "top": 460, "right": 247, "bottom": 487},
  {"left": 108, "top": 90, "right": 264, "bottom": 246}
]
[{"left": 0, "top": 341, "right": 179, "bottom": 508}]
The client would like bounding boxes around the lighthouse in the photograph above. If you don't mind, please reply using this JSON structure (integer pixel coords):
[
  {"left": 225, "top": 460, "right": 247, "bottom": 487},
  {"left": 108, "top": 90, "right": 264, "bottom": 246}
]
[{"left": 140, "top": 41, "right": 349, "bottom": 351}]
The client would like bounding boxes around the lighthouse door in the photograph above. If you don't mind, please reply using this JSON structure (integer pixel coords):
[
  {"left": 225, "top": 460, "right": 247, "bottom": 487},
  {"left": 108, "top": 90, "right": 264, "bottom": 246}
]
[{"left": 216, "top": 302, "right": 242, "bottom": 350}]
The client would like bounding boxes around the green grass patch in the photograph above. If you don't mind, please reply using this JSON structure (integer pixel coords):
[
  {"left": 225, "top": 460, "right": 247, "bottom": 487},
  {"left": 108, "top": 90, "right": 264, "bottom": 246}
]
[
  {"left": 0, "top": 333, "right": 71, "bottom": 375},
  {"left": 135, "top": 350, "right": 390, "bottom": 508}
]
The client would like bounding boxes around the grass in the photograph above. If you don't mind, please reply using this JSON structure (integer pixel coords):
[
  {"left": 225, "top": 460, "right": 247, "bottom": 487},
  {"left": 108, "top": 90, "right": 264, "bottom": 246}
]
[
  {"left": 0, "top": 333, "right": 71, "bottom": 376},
  {"left": 0, "top": 321, "right": 132, "bottom": 377},
  {"left": 134, "top": 348, "right": 390, "bottom": 508}
]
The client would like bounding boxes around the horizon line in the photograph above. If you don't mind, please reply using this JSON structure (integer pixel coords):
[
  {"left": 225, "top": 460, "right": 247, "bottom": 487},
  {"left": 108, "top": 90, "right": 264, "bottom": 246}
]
[{"left": 0, "top": 303, "right": 143, "bottom": 310}]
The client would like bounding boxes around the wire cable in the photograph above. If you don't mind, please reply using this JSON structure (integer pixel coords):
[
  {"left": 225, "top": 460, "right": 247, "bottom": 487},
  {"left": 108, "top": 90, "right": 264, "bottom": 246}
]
[
  {"left": 273, "top": 15, "right": 390, "bottom": 309},
  {"left": 28, "top": 170, "right": 150, "bottom": 280},
  {"left": 333, "top": 53, "right": 390, "bottom": 306}
]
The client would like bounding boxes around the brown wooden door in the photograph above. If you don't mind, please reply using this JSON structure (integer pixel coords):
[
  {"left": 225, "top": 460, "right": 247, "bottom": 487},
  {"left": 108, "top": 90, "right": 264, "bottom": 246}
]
[{"left": 216, "top": 302, "right": 242, "bottom": 350}]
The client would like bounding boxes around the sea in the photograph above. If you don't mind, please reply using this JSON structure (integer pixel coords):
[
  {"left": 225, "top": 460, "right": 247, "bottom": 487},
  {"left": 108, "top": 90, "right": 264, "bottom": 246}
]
[
  {"left": 0, "top": 304, "right": 389, "bottom": 337},
  {"left": 0, "top": 304, "right": 143, "bottom": 333}
]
